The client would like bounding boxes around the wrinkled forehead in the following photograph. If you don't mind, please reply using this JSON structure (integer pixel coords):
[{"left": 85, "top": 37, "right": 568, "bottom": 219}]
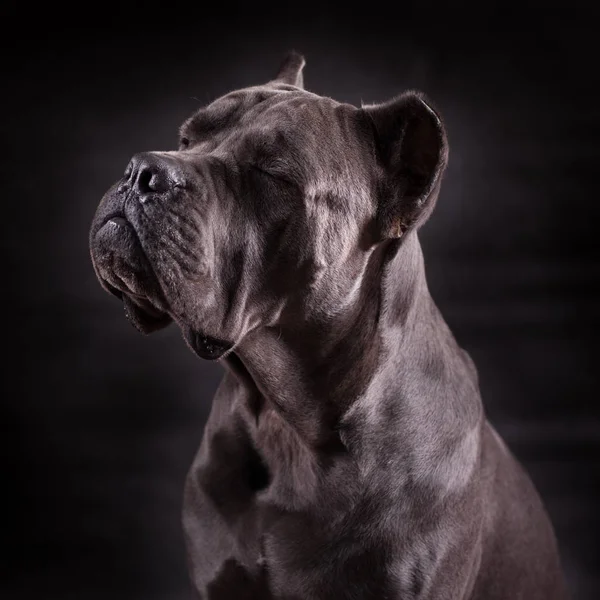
[{"left": 180, "top": 84, "right": 370, "bottom": 186}]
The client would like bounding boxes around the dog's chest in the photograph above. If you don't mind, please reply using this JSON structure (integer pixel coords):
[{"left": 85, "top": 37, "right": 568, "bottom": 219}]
[
  {"left": 183, "top": 397, "right": 466, "bottom": 599},
  {"left": 187, "top": 506, "right": 400, "bottom": 600},
  {"left": 184, "top": 451, "right": 429, "bottom": 598},
  {"left": 183, "top": 412, "right": 369, "bottom": 597}
]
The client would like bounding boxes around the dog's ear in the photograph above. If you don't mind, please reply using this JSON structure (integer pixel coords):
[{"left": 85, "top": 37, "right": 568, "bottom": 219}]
[
  {"left": 274, "top": 51, "right": 305, "bottom": 88},
  {"left": 363, "top": 91, "right": 448, "bottom": 239}
]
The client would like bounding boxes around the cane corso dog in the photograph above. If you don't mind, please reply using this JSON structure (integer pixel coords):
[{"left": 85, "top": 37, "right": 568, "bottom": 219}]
[{"left": 89, "top": 52, "right": 569, "bottom": 599}]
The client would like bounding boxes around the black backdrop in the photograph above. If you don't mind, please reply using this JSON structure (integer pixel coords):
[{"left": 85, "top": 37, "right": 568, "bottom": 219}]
[{"left": 3, "top": 6, "right": 599, "bottom": 600}]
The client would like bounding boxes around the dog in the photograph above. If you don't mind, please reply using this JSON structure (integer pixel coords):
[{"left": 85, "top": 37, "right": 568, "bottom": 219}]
[{"left": 89, "top": 52, "right": 569, "bottom": 599}]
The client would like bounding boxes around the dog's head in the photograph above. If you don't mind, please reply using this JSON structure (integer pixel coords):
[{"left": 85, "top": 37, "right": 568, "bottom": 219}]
[{"left": 89, "top": 52, "right": 448, "bottom": 360}]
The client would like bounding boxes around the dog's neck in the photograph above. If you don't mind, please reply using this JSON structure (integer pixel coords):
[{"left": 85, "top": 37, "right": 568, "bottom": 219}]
[{"left": 227, "top": 232, "right": 482, "bottom": 453}]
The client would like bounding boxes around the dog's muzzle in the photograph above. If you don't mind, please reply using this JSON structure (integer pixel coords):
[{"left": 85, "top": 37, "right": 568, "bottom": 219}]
[{"left": 89, "top": 152, "right": 186, "bottom": 333}]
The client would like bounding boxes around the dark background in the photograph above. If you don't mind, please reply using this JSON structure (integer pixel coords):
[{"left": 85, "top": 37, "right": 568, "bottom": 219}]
[{"left": 2, "top": 5, "right": 599, "bottom": 600}]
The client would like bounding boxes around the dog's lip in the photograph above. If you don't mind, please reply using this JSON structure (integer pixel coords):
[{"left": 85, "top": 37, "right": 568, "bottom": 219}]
[
  {"left": 183, "top": 327, "right": 235, "bottom": 361},
  {"left": 107, "top": 215, "right": 128, "bottom": 227},
  {"left": 103, "top": 279, "right": 124, "bottom": 300},
  {"left": 94, "top": 210, "right": 168, "bottom": 311},
  {"left": 99, "top": 211, "right": 131, "bottom": 230}
]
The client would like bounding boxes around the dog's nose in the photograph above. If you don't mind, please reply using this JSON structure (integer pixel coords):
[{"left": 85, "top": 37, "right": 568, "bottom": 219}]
[{"left": 120, "top": 152, "right": 184, "bottom": 200}]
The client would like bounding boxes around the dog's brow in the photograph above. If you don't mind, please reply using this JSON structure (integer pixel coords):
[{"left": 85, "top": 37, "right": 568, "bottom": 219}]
[
  {"left": 185, "top": 96, "right": 245, "bottom": 137},
  {"left": 188, "top": 111, "right": 230, "bottom": 135},
  {"left": 179, "top": 122, "right": 191, "bottom": 138}
]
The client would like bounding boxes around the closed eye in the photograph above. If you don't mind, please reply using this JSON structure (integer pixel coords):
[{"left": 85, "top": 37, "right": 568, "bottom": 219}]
[{"left": 249, "top": 164, "right": 297, "bottom": 189}]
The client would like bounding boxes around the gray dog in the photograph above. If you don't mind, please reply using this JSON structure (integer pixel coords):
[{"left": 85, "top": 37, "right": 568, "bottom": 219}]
[{"left": 89, "top": 53, "right": 569, "bottom": 599}]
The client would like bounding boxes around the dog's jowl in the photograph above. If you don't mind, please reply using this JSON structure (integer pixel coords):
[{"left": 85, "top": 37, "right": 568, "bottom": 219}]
[{"left": 90, "top": 52, "right": 569, "bottom": 599}]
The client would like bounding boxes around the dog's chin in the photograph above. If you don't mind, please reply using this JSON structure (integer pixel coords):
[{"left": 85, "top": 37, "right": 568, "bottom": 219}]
[{"left": 96, "top": 277, "right": 172, "bottom": 334}]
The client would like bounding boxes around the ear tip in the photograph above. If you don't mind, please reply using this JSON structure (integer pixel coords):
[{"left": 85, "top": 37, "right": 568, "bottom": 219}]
[
  {"left": 402, "top": 89, "right": 449, "bottom": 158},
  {"left": 402, "top": 90, "right": 441, "bottom": 118},
  {"left": 274, "top": 50, "right": 306, "bottom": 88},
  {"left": 284, "top": 50, "right": 306, "bottom": 68}
]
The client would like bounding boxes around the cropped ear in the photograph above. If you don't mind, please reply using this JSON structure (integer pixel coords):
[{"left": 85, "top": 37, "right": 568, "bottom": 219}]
[
  {"left": 273, "top": 51, "right": 305, "bottom": 88},
  {"left": 363, "top": 91, "right": 448, "bottom": 239}
]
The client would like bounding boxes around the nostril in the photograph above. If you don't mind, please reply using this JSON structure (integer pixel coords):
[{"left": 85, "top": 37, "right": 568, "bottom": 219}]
[
  {"left": 137, "top": 168, "right": 154, "bottom": 194},
  {"left": 125, "top": 153, "right": 181, "bottom": 198}
]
